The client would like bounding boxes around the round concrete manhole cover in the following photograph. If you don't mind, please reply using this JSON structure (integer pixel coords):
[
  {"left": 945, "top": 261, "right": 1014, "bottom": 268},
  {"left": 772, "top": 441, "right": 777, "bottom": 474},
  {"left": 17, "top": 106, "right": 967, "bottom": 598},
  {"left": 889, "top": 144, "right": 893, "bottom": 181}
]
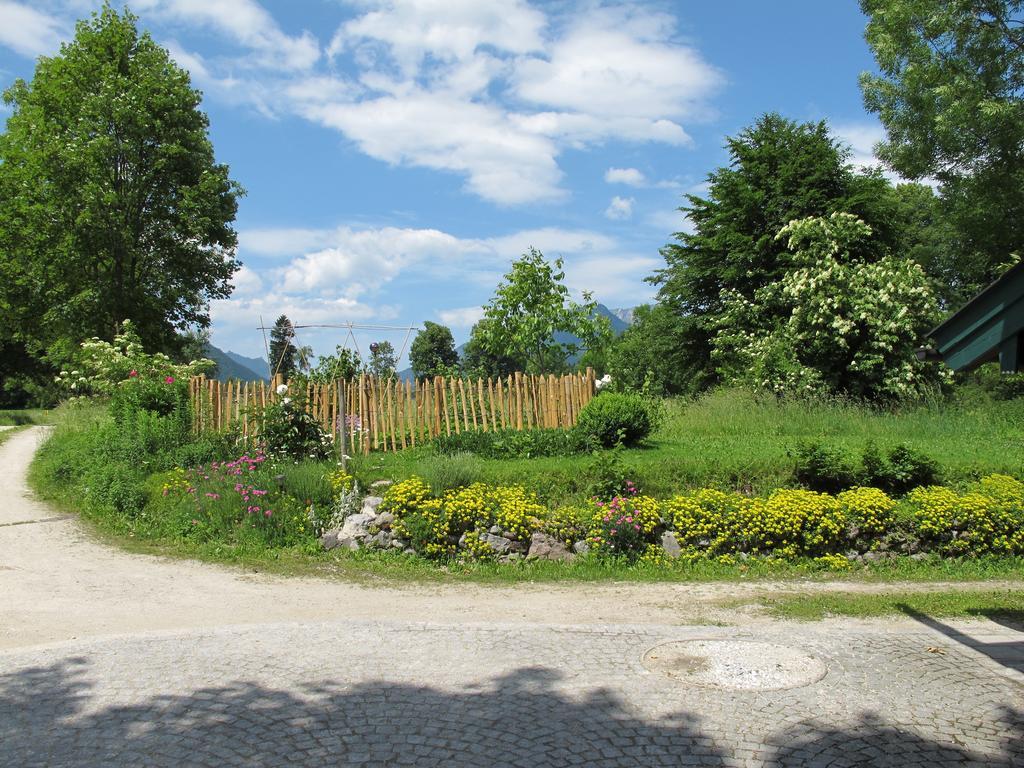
[{"left": 642, "top": 640, "right": 827, "bottom": 691}]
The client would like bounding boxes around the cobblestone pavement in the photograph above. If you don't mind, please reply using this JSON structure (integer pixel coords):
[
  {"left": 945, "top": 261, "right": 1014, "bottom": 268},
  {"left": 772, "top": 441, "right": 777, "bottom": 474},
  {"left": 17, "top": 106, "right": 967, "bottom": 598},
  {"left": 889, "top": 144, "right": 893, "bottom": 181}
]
[{"left": 1, "top": 618, "right": 1022, "bottom": 767}]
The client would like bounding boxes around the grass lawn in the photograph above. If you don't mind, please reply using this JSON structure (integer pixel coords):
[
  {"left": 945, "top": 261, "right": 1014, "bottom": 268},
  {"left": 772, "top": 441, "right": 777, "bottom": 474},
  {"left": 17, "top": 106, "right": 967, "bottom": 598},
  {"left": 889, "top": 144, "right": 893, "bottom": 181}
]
[
  {"left": 760, "top": 588, "right": 1024, "bottom": 621},
  {"left": 349, "top": 389, "right": 1024, "bottom": 507},
  {"left": 0, "top": 409, "right": 55, "bottom": 426}
]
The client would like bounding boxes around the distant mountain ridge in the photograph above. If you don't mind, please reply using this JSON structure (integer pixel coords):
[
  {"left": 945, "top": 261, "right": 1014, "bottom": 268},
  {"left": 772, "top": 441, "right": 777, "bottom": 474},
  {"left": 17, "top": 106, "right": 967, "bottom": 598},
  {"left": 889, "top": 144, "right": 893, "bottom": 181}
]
[{"left": 203, "top": 344, "right": 269, "bottom": 382}]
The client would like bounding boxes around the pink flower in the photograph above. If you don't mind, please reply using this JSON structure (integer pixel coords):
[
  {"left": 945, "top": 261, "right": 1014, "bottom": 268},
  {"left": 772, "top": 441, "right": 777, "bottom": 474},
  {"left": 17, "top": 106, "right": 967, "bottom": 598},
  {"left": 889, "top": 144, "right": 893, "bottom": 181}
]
[
  {"left": 128, "top": 369, "right": 138, "bottom": 378},
  {"left": 164, "top": 375, "right": 175, "bottom": 384},
  {"left": 264, "top": 510, "right": 272, "bottom": 517}
]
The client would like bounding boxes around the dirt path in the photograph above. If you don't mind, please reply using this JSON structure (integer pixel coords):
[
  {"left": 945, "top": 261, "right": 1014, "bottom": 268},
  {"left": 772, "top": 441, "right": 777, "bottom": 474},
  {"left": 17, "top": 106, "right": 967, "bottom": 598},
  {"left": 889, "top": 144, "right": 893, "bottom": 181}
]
[{"left": 2, "top": 426, "right": 1020, "bottom": 651}]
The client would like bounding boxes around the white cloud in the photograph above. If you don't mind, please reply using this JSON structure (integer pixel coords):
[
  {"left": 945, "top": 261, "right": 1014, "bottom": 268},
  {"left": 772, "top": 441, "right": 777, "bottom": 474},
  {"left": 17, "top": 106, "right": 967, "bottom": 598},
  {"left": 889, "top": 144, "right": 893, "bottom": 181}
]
[
  {"left": 0, "top": 1, "right": 65, "bottom": 58},
  {"left": 278, "top": 226, "right": 469, "bottom": 296},
  {"left": 512, "top": 6, "right": 721, "bottom": 124},
  {"left": 330, "top": 0, "right": 545, "bottom": 72},
  {"left": 296, "top": 92, "right": 566, "bottom": 205},
  {"left": 231, "top": 265, "right": 264, "bottom": 297},
  {"left": 305, "top": 1, "right": 721, "bottom": 204},
  {"left": 438, "top": 306, "right": 484, "bottom": 328},
  {"left": 135, "top": 0, "right": 319, "bottom": 70},
  {"left": 563, "top": 254, "right": 660, "bottom": 306},
  {"left": 482, "top": 227, "right": 616, "bottom": 258},
  {"left": 605, "top": 167, "right": 646, "bottom": 186},
  {"left": 832, "top": 121, "right": 887, "bottom": 173},
  {"left": 605, "top": 196, "right": 634, "bottom": 220}
]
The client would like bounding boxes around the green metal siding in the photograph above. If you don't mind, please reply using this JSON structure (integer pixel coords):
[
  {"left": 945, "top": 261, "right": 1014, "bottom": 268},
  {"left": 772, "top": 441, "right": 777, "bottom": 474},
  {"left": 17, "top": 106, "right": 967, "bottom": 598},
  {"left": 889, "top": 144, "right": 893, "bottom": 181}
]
[{"left": 929, "top": 262, "right": 1024, "bottom": 373}]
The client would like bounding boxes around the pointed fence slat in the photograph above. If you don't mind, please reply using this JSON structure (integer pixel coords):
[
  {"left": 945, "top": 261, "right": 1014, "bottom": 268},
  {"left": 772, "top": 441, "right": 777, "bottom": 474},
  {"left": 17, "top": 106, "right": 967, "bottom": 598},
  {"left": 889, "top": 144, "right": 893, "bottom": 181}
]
[{"left": 189, "top": 369, "right": 595, "bottom": 453}]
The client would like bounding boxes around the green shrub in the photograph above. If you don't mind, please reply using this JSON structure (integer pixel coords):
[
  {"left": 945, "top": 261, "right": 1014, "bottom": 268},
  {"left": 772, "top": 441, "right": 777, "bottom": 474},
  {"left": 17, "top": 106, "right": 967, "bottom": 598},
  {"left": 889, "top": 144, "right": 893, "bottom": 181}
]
[
  {"left": 792, "top": 442, "right": 856, "bottom": 494},
  {"left": 433, "top": 427, "right": 588, "bottom": 459},
  {"left": 575, "top": 392, "right": 658, "bottom": 448},
  {"left": 584, "top": 445, "right": 638, "bottom": 500},
  {"left": 794, "top": 441, "right": 940, "bottom": 496},
  {"left": 860, "top": 443, "right": 939, "bottom": 495},
  {"left": 417, "top": 452, "right": 484, "bottom": 494},
  {"left": 258, "top": 393, "right": 333, "bottom": 461}
]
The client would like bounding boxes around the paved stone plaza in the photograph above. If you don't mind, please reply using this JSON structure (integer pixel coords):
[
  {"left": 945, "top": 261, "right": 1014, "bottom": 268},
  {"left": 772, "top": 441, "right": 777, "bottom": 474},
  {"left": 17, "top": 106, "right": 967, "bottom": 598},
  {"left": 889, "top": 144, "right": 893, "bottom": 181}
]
[{"left": 1, "top": 618, "right": 1022, "bottom": 767}]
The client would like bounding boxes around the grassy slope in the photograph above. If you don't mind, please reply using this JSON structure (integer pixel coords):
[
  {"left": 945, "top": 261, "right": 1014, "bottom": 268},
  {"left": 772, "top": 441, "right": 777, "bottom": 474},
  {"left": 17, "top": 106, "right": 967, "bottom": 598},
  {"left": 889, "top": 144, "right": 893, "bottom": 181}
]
[
  {"left": 350, "top": 389, "right": 1024, "bottom": 507},
  {"left": 25, "top": 391, "right": 1024, "bottom": 586}
]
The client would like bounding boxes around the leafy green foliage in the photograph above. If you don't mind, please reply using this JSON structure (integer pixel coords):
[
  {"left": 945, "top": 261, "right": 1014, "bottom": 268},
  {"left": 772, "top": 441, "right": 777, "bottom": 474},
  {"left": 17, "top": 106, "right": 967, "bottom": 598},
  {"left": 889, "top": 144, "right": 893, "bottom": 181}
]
[
  {"left": 410, "top": 322, "right": 459, "bottom": 380},
  {"left": 258, "top": 389, "right": 334, "bottom": 461},
  {"left": 365, "top": 341, "right": 397, "bottom": 379},
  {"left": 575, "top": 392, "right": 659, "bottom": 448},
  {"left": 0, "top": 5, "right": 242, "bottom": 378},
  {"left": 306, "top": 345, "right": 361, "bottom": 383},
  {"left": 713, "top": 214, "right": 943, "bottom": 400},
  {"left": 606, "top": 303, "right": 714, "bottom": 396},
  {"left": 792, "top": 443, "right": 857, "bottom": 495},
  {"left": 56, "top": 320, "right": 213, "bottom": 399},
  {"left": 473, "top": 248, "right": 612, "bottom": 374},
  {"left": 433, "top": 427, "right": 589, "bottom": 459},
  {"left": 860, "top": 0, "right": 1024, "bottom": 294},
  {"left": 583, "top": 444, "right": 638, "bottom": 500},
  {"left": 794, "top": 440, "right": 940, "bottom": 496},
  {"left": 649, "top": 113, "right": 903, "bottom": 386}
]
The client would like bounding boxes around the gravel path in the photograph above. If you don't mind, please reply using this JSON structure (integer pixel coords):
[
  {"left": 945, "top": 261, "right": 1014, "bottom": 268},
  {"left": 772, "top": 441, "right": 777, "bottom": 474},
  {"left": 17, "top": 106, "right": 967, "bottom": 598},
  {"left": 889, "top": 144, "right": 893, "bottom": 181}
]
[{"left": 2, "top": 426, "right": 1023, "bottom": 766}]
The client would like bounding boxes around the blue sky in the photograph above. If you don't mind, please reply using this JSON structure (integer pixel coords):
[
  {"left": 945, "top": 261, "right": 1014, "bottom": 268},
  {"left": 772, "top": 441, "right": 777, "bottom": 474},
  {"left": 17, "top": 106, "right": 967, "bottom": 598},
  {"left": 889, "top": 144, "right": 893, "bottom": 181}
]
[{"left": 0, "top": 0, "right": 888, "bottom": 364}]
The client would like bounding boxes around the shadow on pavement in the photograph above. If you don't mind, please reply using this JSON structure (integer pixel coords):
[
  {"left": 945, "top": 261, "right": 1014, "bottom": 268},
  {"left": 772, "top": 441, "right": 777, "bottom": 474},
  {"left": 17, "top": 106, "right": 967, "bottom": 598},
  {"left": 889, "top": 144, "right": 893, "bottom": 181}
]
[
  {"left": 0, "top": 655, "right": 1021, "bottom": 766},
  {"left": 898, "top": 603, "right": 1024, "bottom": 677}
]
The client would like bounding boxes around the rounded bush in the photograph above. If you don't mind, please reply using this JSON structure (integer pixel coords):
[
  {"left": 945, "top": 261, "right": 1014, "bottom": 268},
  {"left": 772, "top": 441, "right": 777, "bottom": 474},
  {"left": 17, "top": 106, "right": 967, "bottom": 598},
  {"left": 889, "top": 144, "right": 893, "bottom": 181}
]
[{"left": 575, "top": 392, "right": 656, "bottom": 448}]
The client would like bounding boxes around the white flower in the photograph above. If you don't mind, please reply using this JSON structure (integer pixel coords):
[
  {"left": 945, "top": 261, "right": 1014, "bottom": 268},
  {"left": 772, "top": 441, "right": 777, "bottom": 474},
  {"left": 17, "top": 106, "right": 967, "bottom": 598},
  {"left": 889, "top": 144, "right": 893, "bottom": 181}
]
[
  {"left": 276, "top": 384, "right": 288, "bottom": 395},
  {"left": 282, "top": 397, "right": 292, "bottom": 405}
]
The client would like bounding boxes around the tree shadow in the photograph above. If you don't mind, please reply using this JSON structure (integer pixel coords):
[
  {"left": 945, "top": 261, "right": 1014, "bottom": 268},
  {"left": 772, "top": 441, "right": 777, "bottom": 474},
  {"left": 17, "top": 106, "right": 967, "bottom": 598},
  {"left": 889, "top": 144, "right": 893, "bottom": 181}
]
[
  {"left": 0, "top": 658, "right": 722, "bottom": 767},
  {"left": 898, "top": 603, "right": 1024, "bottom": 677},
  {"left": 764, "top": 709, "right": 1024, "bottom": 766},
  {"left": 1, "top": 654, "right": 1021, "bottom": 766}
]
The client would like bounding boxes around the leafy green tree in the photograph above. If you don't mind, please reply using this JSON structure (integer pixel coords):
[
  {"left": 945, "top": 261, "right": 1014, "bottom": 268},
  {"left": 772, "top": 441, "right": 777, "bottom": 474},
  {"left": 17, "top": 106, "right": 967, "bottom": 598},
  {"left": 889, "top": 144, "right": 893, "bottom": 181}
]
[
  {"left": 860, "top": 0, "right": 1024, "bottom": 292},
  {"left": 712, "top": 213, "right": 943, "bottom": 401},
  {"left": 0, "top": 5, "right": 242, "bottom": 371},
  {"left": 410, "top": 321, "right": 459, "bottom": 380},
  {"left": 475, "top": 248, "right": 612, "bottom": 374},
  {"left": 268, "top": 315, "right": 297, "bottom": 379},
  {"left": 649, "top": 113, "right": 901, "bottom": 386},
  {"left": 890, "top": 183, "right": 963, "bottom": 307},
  {"left": 308, "top": 346, "right": 361, "bottom": 382},
  {"left": 606, "top": 303, "right": 714, "bottom": 396},
  {"left": 366, "top": 341, "right": 398, "bottom": 379},
  {"left": 460, "top": 320, "right": 520, "bottom": 379}
]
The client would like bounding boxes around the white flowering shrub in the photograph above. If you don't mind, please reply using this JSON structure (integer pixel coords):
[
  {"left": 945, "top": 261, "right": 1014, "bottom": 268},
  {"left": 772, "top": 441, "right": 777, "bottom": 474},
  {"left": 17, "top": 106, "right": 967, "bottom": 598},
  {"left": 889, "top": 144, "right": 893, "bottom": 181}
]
[
  {"left": 713, "top": 213, "right": 945, "bottom": 401},
  {"left": 56, "top": 320, "right": 214, "bottom": 398}
]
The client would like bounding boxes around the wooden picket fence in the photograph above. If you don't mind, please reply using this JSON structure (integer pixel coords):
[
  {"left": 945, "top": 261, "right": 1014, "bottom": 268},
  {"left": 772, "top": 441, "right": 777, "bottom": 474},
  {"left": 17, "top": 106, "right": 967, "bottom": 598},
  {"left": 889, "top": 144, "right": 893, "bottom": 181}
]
[{"left": 189, "top": 369, "right": 596, "bottom": 454}]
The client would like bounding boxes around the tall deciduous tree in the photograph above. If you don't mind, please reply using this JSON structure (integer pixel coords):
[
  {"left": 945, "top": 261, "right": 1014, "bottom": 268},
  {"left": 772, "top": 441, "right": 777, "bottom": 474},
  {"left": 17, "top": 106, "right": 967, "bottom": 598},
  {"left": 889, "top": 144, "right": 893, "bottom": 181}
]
[
  {"left": 475, "top": 248, "right": 611, "bottom": 374},
  {"left": 860, "top": 0, "right": 1024, "bottom": 292},
  {"left": 409, "top": 321, "right": 458, "bottom": 380},
  {"left": 366, "top": 341, "right": 397, "bottom": 379},
  {"left": 0, "top": 5, "right": 242, "bottom": 369},
  {"left": 648, "top": 113, "right": 901, "bottom": 386},
  {"left": 268, "top": 315, "right": 297, "bottom": 379}
]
